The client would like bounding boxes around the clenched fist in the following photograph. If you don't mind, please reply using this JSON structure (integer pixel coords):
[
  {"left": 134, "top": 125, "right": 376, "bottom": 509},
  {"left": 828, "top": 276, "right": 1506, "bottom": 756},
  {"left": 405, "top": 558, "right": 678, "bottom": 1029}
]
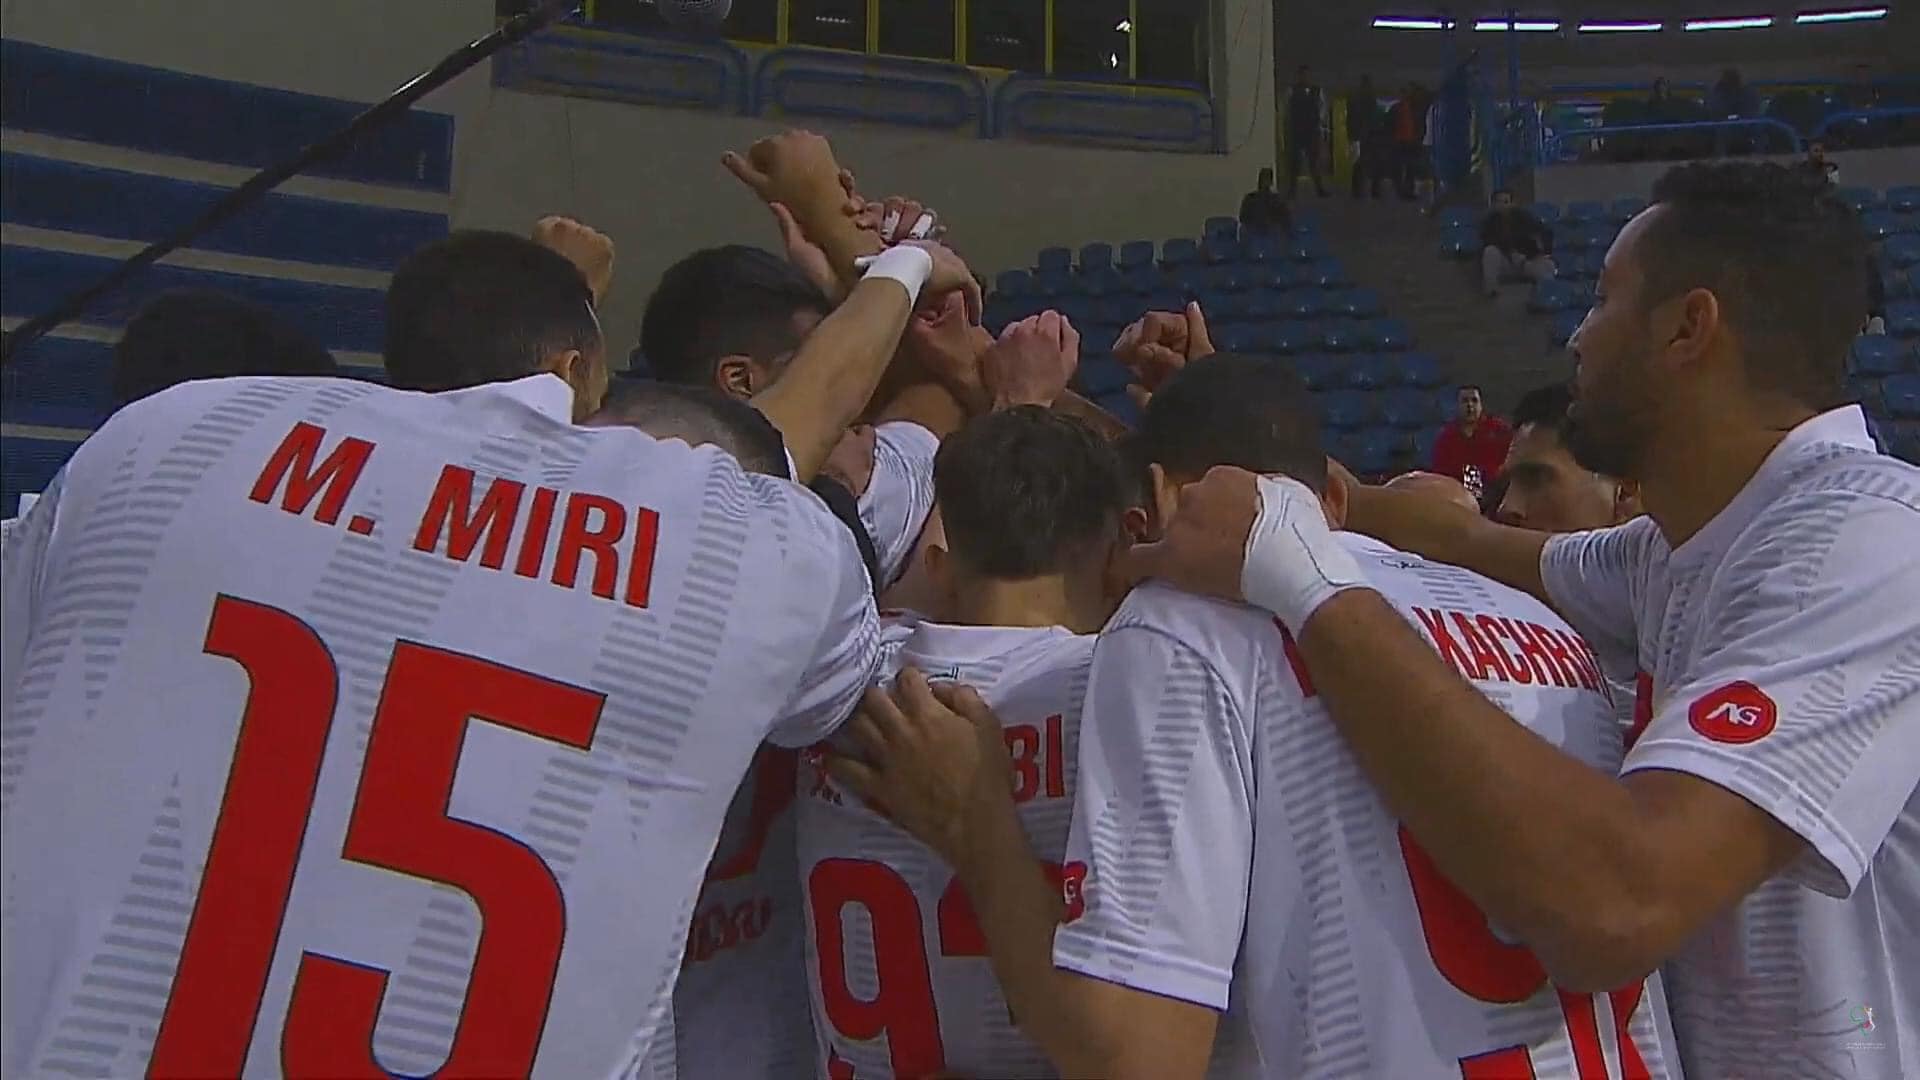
[
  {"left": 532, "top": 215, "right": 615, "bottom": 305},
  {"left": 983, "top": 311, "right": 1080, "bottom": 409}
]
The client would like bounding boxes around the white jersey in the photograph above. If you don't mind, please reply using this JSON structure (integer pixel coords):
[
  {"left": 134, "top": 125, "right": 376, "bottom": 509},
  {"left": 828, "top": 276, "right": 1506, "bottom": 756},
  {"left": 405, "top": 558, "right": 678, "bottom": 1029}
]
[
  {"left": 799, "top": 620, "right": 1094, "bottom": 1079},
  {"left": 857, "top": 422, "right": 938, "bottom": 590},
  {"left": 0, "top": 374, "right": 880, "bottom": 1078},
  {"left": 1055, "top": 535, "right": 1681, "bottom": 1079},
  {"left": 663, "top": 747, "right": 814, "bottom": 1080},
  {"left": 1541, "top": 405, "right": 1920, "bottom": 1080}
]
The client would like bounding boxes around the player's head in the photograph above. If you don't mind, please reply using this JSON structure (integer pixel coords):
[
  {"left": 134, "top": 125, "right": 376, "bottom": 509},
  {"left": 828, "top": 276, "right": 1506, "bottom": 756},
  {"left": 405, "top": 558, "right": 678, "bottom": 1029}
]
[
  {"left": 926, "top": 407, "right": 1129, "bottom": 631},
  {"left": 1498, "top": 382, "right": 1641, "bottom": 533},
  {"left": 640, "top": 245, "right": 831, "bottom": 399},
  {"left": 586, "top": 378, "right": 790, "bottom": 479},
  {"left": 384, "top": 230, "right": 607, "bottom": 419},
  {"left": 111, "top": 289, "right": 339, "bottom": 408},
  {"left": 1456, "top": 384, "right": 1485, "bottom": 423},
  {"left": 1566, "top": 162, "right": 1866, "bottom": 480},
  {"left": 1132, "top": 352, "right": 1341, "bottom": 536},
  {"left": 1384, "top": 471, "right": 1480, "bottom": 514}
]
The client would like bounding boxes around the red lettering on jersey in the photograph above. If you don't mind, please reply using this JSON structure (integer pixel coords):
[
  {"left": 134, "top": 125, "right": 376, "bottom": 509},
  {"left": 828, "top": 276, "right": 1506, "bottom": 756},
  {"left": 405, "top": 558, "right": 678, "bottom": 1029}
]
[
  {"left": 1494, "top": 616, "right": 1555, "bottom": 685},
  {"left": 1005, "top": 715, "right": 1066, "bottom": 804},
  {"left": 1525, "top": 623, "right": 1585, "bottom": 690},
  {"left": 1688, "top": 681, "right": 1777, "bottom": 745},
  {"left": 1628, "top": 673, "right": 1654, "bottom": 749},
  {"left": 1413, "top": 608, "right": 1478, "bottom": 683},
  {"left": 412, "top": 466, "right": 524, "bottom": 569},
  {"left": 1275, "top": 619, "right": 1317, "bottom": 698},
  {"left": 625, "top": 506, "right": 660, "bottom": 608},
  {"left": 1059, "top": 861, "right": 1088, "bottom": 923},
  {"left": 827, "top": 1047, "right": 858, "bottom": 1080},
  {"left": 1546, "top": 628, "right": 1604, "bottom": 695},
  {"left": 514, "top": 486, "right": 559, "bottom": 578},
  {"left": 684, "top": 896, "right": 775, "bottom": 965},
  {"left": 553, "top": 493, "right": 625, "bottom": 600},
  {"left": 248, "top": 421, "right": 374, "bottom": 526},
  {"left": 1446, "top": 613, "right": 1502, "bottom": 683},
  {"left": 1473, "top": 614, "right": 1527, "bottom": 683}
]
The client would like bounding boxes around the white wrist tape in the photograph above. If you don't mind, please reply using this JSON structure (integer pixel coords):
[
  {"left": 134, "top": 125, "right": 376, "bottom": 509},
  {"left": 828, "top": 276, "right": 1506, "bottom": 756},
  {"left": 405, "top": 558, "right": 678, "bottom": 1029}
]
[
  {"left": 855, "top": 245, "right": 934, "bottom": 307},
  {"left": 1241, "top": 475, "right": 1371, "bottom": 630}
]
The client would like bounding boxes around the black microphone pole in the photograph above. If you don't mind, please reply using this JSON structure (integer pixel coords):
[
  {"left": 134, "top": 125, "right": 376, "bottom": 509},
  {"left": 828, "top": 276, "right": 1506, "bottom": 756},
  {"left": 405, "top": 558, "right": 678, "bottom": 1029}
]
[{"left": 0, "top": 0, "right": 582, "bottom": 365}]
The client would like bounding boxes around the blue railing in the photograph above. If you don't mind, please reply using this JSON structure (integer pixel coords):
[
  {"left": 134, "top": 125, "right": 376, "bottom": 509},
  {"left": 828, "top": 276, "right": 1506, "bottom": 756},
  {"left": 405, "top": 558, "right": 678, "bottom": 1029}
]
[
  {"left": 1544, "top": 117, "right": 1804, "bottom": 162},
  {"left": 1813, "top": 105, "right": 1920, "bottom": 139}
]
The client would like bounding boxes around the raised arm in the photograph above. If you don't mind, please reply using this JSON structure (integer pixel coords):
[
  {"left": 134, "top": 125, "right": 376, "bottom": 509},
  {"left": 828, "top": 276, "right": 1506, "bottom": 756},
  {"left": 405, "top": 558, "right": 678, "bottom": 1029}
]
[{"left": 1340, "top": 471, "right": 1552, "bottom": 606}]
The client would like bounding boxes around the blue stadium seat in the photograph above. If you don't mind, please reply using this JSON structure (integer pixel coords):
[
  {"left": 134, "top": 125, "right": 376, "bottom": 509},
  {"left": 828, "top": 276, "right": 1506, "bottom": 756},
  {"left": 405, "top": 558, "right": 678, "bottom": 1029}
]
[
  {"left": 1885, "top": 374, "right": 1920, "bottom": 418},
  {"left": 1280, "top": 289, "right": 1325, "bottom": 319},
  {"left": 1347, "top": 353, "right": 1396, "bottom": 390},
  {"left": 1887, "top": 421, "right": 1920, "bottom": 464},
  {"left": 1399, "top": 351, "right": 1445, "bottom": 388},
  {"left": 1269, "top": 321, "right": 1315, "bottom": 354},
  {"left": 1204, "top": 216, "right": 1240, "bottom": 243},
  {"left": 984, "top": 297, "right": 1023, "bottom": 332},
  {"left": 1036, "top": 247, "right": 1073, "bottom": 273},
  {"left": 1170, "top": 266, "right": 1208, "bottom": 297},
  {"left": 1528, "top": 279, "right": 1576, "bottom": 314},
  {"left": 1309, "top": 259, "right": 1351, "bottom": 289},
  {"left": 1352, "top": 428, "right": 1398, "bottom": 475},
  {"left": 1338, "top": 288, "right": 1386, "bottom": 319},
  {"left": 1550, "top": 309, "right": 1585, "bottom": 346},
  {"left": 1075, "top": 354, "right": 1133, "bottom": 395},
  {"left": 1251, "top": 262, "right": 1300, "bottom": 291},
  {"left": 1092, "top": 390, "right": 1142, "bottom": 429},
  {"left": 1834, "top": 187, "right": 1878, "bottom": 213},
  {"left": 1079, "top": 265, "right": 1124, "bottom": 297},
  {"left": 1205, "top": 292, "right": 1248, "bottom": 323},
  {"left": 1289, "top": 235, "right": 1333, "bottom": 263},
  {"left": 1122, "top": 264, "right": 1161, "bottom": 294},
  {"left": 995, "top": 269, "right": 1033, "bottom": 297},
  {"left": 1863, "top": 210, "right": 1903, "bottom": 241},
  {"left": 1241, "top": 232, "right": 1282, "bottom": 264},
  {"left": 1564, "top": 200, "right": 1606, "bottom": 225},
  {"left": 1852, "top": 336, "right": 1906, "bottom": 376},
  {"left": 1889, "top": 186, "right": 1920, "bottom": 214},
  {"left": 1375, "top": 319, "right": 1413, "bottom": 351},
  {"left": 1440, "top": 226, "right": 1478, "bottom": 260},
  {"left": 1118, "top": 240, "right": 1156, "bottom": 269},
  {"left": 1213, "top": 323, "right": 1260, "bottom": 352},
  {"left": 1033, "top": 266, "right": 1073, "bottom": 298},
  {"left": 1203, "top": 235, "right": 1241, "bottom": 265},
  {"left": 1888, "top": 301, "right": 1920, "bottom": 339},
  {"left": 1439, "top": 206, "right": 1476, "bottom": 229},
  {"left": 1380, "top": 387, "right": 1435, "bottom": 429},
  {"left": 1295, "top": 353, "right": 1340, "bottom": 391},
  {"left": 1147, "top": 288, "right": 1184, "bottom": 314},
  {"left": 1079, "top": 242, "right": 1114, "bottom": 271},
  {"left": 1209, "top": 264, "right": 1249, "bottom": 292},
  {"left": 1162, "top": 238, "right": 1200, "bottom": 267},
  {"left": 1320, "top": 390, "right": 1375, "bottom": 431},
  {"left": 1610, "top": 196, "right": 1647, "bottom": 223},
  {"left": 1529, "top": 202, "right": 1561, "bottom": 227},
  {"left": 1242, "top": 291, "right": 1278, "bottom": 322},
  {"left": 2, "top": 334, "right": 114, "bottom": 429},
  {"left": 1884, "top": 235, "right": 1920, "bottom": 270}
]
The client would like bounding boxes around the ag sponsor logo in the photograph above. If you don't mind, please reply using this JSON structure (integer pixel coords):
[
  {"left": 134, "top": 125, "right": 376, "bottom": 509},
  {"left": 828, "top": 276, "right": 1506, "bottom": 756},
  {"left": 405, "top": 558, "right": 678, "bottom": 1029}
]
[{"left": 1688, "top": 681, "right": 1777, "bottom": 745}]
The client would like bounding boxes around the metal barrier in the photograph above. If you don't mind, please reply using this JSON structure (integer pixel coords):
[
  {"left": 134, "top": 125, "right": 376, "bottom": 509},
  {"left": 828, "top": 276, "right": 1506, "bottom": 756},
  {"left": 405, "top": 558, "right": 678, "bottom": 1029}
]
[
  {"left": 1545, "top": 117, "right": 1804, "bottom": 162},
  {"left": 1813, "top": 105, "right": 1920, "bottom": 141}
]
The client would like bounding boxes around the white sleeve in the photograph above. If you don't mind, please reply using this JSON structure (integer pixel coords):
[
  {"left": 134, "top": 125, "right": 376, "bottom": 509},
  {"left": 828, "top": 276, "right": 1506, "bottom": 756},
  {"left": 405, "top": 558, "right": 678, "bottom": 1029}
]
[
  {"left": 1, "top": 477, "right": 61, "bottom": 706},
  {"left": 1051, "top": 623, "right": 1255, "bottom": 1011},
  {"left": 1538, "top": 518, "right": 1655, "bottom": 677},
  {"left": 767, "top": 486, "right": 883, "bottom": 749},
  {"left": 1621, "top": 491, "right": 1920, "bottom": 898},
  {"left": 857, "top": 422, "right": 938, "bottom": 590}
]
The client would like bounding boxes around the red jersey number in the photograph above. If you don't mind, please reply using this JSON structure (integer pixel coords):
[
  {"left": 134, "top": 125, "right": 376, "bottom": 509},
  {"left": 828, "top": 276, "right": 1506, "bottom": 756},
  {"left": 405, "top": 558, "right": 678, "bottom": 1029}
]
[{"left": 149, "top": 595, "right": 603, "bottom": 1078}]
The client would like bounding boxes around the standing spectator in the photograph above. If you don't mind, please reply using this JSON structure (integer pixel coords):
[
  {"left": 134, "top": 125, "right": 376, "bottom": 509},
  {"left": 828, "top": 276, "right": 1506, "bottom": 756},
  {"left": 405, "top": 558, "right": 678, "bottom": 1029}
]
[
  {"left": 1286, "top": 65, "right": 1330, "bottom": 198},
  {"left": 1389, "top": 83, "right": 1429, "bottom": 201},
  {"left": 1710, "top": 68, "right": 1761, "bottom": 154},
  {"left": 1238, "top": 167, "right": 1292, "bottom": 236},
  {"left": 1479, "top": 188, "right": 1557, "bottom": 296},
  {"left": 1646, "top": 77, "right": 1678, "bottom": 120},
  {"left": 1347, "top": 75, "right": 1383, "bottom": 198},
  {"left": 1431, "top": 384, "right": 1512, "bottom": 496},
  {"left": 1799, "top": 140, "right": 1840, "bottom": 187}
]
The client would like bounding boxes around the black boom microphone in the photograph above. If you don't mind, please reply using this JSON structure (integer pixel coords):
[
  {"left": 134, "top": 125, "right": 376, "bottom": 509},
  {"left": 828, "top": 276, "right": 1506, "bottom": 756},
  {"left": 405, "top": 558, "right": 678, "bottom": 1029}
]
[{"left": 0, "top": 0, "right": 582, "bottom": 366}]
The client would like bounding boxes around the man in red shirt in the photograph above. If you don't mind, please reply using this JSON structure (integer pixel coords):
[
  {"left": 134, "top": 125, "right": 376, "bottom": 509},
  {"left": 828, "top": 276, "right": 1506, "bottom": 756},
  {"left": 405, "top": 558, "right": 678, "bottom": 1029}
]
[{"left": 1430, "top": 384, "right": 1512, "bottom": 498}]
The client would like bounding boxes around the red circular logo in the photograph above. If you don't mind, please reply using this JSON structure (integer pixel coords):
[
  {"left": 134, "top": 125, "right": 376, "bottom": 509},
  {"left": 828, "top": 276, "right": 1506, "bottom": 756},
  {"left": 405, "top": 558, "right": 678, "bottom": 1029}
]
[{"left": 1688, "top": 681, "right": 1778, "bottom": 745}]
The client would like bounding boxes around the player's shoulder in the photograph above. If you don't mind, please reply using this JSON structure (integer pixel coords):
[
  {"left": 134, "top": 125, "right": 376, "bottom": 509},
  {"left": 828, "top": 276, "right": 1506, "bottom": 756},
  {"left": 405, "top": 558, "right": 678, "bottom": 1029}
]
[
  {"left": 1725, "top": 450, "right": 1920, "bottom": 575},
  {"left": 1107, "top": 581, "right": 1284, "bottom": 677},
  {"left": 1345, "top": 532, "right": 1570, "bottom": 627}
]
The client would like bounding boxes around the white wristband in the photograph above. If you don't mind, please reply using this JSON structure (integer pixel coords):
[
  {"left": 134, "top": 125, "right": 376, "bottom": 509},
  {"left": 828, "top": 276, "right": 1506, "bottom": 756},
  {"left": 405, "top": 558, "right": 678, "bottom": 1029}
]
[
  {"left": 855, "top": 246, "right": 934, "bottom": 307},
  {"left": 1241, "top": 475, "right": 1371, "bottom": 630}
]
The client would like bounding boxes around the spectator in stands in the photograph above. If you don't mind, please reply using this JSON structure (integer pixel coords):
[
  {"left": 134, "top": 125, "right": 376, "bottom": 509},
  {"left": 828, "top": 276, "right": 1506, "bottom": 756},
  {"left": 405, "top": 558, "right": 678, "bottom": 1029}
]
[
  {"left": 1867, "top": 256, "right": 1887, "bottom": 336},
  {"left": 1495, "top": 382, "right": 1640, "bottom": 533},
  {"left": 383, "top": 229, "right": 609, "bottom": 419},
  {"left": 1389, "top": 83, "right": 1431, "bottom": 201},
  {"left": 1799, "top": 140, "right": 1840, "bottom": 187},
  {"left": 1645, "top": 78, "right": 1679, "bottom": 121},
  {"left": 1710, "top": 67, "right": 1758, "bottom": 121},
  {"left": 1479, "top": 189, "right": 1556, "bottom": 297},
  {"left": 1286, "top": 66, "right": 1331, "bottom": 198},
  {"left": 1347, "top": 75, "right": 1385, "bottom": 199},
  {"left": 111, "top": 289, "right": 338, "bottom": 409},
  {"left": 1238, "top": 168, "right": 1292, "bottom": 236},
  {"left": 1431, "top": 385, "right": 1512, "bottom": 496}
]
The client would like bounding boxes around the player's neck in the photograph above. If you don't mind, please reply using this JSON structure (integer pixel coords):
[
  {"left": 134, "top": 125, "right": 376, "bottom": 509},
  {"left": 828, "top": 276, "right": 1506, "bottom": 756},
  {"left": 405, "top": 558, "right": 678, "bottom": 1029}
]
[
  {"left": 1640, "top": 400, "right": 1815, "bottom": 548},
  {"left": 948, "top": 575, "right": 1106, "bottom": 635}
]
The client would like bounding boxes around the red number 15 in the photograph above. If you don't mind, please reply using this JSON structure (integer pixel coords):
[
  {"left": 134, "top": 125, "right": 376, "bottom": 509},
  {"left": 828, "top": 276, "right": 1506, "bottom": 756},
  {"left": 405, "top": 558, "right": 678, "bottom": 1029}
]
[{"left": 148, "top": 596, "right": 603, "bottom": 1078}]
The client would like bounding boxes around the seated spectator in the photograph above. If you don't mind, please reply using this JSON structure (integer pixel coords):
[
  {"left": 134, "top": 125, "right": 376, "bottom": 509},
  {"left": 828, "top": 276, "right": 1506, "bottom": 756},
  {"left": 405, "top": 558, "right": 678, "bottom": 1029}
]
[
  {"left": 1709, "top": 67, "right": 1758, "bottom": 120},
  {"left": 1799, "top": 140, "right": 1840, "bottom": 187},
  {"left": 1239, "top": 167, "right": 1292, "bottom": 235},
  {"left": 1430, "top": 384, "right": 1512, "bottom": 498},
  {"left": 111, "top": 289, "right": 338, "bottom": 409},
  {"left": 1479, "top": 189, "right": 1556, "bottom": 297}
]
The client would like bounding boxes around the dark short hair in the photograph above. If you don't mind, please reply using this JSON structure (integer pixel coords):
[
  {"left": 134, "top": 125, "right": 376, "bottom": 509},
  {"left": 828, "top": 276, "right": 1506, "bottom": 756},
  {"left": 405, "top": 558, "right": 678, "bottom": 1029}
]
[
  {"left": 384, "top": 230, "right": 600, "bottom": 392},
  {"left": 1511, "top": 382, "right": 1576, "bottom": 437},
  {"left": 640, "top": 246, "right": 831, "bottom": 387},
  {"left": 112, "top": 289, "right": 338, "bottom": 408},
  {"left": 588, "top": 378, "right": 790, "bottom": 479},
  {"left": 1640, "top": 161, "right": 1867, "bottom": 409},
  {"left": 1133, "top": 352, "right": 1329, "bottom": 493},
  {"left": 1458, "top": 384, "right": 1483, "bottom": 395},
  {"left": 934, "top": 407, "right": 1127, "bottom": 579}
]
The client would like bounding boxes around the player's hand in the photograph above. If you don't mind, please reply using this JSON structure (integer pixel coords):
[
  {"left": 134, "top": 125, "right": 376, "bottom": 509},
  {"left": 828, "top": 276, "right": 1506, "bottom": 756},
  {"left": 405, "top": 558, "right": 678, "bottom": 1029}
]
[
  {"left": 821, "top": 425, "right": 879, "bottom": 497},
  {"left": 532, "top": 215, "right": 615, "bottom": 305},
  {"left": 901, "top": 240, "right": 984, "bottom": 326},
  {"left": 983, "top": 311, "right": 1080, "bottom": 409},
  {"left": 1113, "top": 301, "right": 1213, "bottom": 408},
  {"left": 722, "top": 129, "right": 842, "bottom": 209},
  {"left": 1112, "top": 465, "right": 1260, "bottom": 601},
  {"left": 826, "top": 668, "right": 1011, "bottom": 868},
  {"left": 859, "top": 194, "right": 946, "bottom": 245},
  {"left": 769, "top": 169, "right": 871, "bottom": 304}
]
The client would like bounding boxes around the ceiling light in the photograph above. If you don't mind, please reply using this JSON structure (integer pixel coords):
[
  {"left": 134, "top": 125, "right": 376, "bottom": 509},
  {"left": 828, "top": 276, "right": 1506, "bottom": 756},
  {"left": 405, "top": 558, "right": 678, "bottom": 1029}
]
[
  {"left": 1683, "top": 16, "right": 1775, "bottom": 29},
  {"left": 1794, "top": 8, "right": 1889, "bottom": 23},
  {"left": 1474, "top": 18, "right": 1561, "bottom": 30},
  {"left": 1115, "top": 18, "right": 1133, "bottom": 32},
  {"left": 1577, "top": 20, "right": 1664, "bottom": 32},
  {"left": 1373, "top": 16, "right": 1451, "bottom": 30}
]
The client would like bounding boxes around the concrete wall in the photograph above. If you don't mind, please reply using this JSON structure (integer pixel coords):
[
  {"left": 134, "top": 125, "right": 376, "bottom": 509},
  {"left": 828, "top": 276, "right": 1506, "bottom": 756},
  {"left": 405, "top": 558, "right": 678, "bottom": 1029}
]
[
  {"left": 1536, "top": 145, "right": 1920, "bottom": 205},
  {"left": 0, "top": 0, "right": 1277, "bottom": 354}
]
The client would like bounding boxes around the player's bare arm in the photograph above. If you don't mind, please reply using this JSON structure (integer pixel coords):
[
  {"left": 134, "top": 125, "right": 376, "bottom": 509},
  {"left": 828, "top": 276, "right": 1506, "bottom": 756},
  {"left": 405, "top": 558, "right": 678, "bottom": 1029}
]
[
  {"left": 1120, "top": 467, "right": 1808, "bottom": 992},
  {"left": 828, "top": 671, "right": 1219, "bottom": 1080},
  {"left": 1338, "top": 468, "right": 1554, "bottom": 607}
]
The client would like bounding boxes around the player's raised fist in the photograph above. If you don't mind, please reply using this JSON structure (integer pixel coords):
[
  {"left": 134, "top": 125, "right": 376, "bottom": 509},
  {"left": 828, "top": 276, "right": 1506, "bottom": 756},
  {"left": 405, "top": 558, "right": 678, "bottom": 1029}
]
[{"left": 531, "top": 215, "right": 614, "bottom": 304}]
